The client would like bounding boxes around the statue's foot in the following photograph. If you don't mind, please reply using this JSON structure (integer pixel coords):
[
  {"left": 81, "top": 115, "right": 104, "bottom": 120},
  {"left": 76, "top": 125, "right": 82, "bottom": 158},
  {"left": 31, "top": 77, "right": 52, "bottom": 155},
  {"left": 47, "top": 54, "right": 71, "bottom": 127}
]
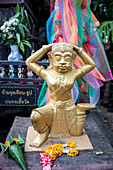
[
  {"left": 29, "top": 128, "right": 49, "bottom": 148},
  {"left": 76, "top": 103, "right": 95, "bottom": 112}
]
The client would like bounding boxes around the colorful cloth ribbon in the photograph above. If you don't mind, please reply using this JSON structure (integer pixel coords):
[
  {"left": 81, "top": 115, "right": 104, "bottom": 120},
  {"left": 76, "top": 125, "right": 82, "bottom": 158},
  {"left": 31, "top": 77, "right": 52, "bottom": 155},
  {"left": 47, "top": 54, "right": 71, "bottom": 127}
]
[{"left": 38, "top": 0, "right": 113, "bottom": 106}]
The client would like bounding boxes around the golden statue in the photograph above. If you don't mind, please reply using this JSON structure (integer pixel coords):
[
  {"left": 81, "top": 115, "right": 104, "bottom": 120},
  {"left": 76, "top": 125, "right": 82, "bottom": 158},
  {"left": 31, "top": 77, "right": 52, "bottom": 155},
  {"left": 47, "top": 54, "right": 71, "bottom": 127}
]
[{"left": 26, "top": 43, "right": 95, "bottom": 148}]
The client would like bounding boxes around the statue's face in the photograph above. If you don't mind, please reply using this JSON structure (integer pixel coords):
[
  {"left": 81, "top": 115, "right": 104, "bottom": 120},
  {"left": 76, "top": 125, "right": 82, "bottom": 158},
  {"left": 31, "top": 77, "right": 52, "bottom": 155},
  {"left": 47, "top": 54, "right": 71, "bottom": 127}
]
[{"left": 52, "top": 51, "right": 72, "bottom": 73}]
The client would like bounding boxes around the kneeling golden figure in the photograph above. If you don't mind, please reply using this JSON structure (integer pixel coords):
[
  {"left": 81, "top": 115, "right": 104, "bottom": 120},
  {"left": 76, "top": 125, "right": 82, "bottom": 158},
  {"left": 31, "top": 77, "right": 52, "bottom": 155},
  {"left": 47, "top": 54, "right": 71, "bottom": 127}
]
[{"left": 26, "top": 43, "right": 95, "bottom": 148}]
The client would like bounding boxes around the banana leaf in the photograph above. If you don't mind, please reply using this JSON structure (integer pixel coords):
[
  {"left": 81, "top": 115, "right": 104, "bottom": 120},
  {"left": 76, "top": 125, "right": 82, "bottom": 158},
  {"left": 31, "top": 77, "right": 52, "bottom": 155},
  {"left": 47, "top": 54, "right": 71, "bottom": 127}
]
[{"left": 0, "top": 133, "right": 27, "bottom": 170}]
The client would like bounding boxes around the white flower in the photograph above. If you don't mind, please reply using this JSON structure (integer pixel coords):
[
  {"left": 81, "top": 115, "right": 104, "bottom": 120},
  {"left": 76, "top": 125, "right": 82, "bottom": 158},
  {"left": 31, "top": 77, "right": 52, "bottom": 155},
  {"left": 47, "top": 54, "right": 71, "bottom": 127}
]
[
  {"left": 5, "top": 30, "right": 8, "bottom": 33},
  {"left": 7, "top": 34, "right": 13, "bottom": 39},
  {"left": 9, "top": 19, "right": 13, "bottom": 24},
  {"left": 8, "top": 26, "right": 12, "bottom": 30},
  {"left": 9, "top": 20, "right": 12, "bottom": 23},
  {"left": 12, "top": 27, "right": 16, "bottom": 30},
  {"left": 9, "top": 27, "right": 13, "bottom": 30},
  {"left": 10, "top": 18, "right": 19, "bottom": 26},
  {"left": 13, "top": 22, "right": 18, "bottom": 26},
  {"left": 8, "top": 22, "right": 11, "bottom": 27},
  {"left": 14, "top": 19, "right": 19, "bottom": 23},
  {"left": 0, "top": 25, "right": 5, "bottom": 31},
  {"left": 8, "top": 31, "right": 12, "bottom": 35},
  {"left": 5, "top": 28, "right": 9, "bottom": 33},
  {"left": 10, "top": 26, "right": 16, "bottom": 31},
  {"left": 4, "top": 34, "right": 6, "bottom": 37},
  {"left": 4, "top": 21, "right": 10, "bottom": 28},
  {"left": 3, "top": 29, "right": 6, "bottom": 33}
]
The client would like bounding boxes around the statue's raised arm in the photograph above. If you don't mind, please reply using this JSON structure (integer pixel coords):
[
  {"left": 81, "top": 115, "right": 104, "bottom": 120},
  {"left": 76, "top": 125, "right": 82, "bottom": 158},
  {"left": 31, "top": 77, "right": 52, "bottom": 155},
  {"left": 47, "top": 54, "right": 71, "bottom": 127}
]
[
  {"left": 26, "top": 44, "right": 54, "bottom": 80},
  {"left": 73, "top": 45, "right": 95, "bottom": 78}
]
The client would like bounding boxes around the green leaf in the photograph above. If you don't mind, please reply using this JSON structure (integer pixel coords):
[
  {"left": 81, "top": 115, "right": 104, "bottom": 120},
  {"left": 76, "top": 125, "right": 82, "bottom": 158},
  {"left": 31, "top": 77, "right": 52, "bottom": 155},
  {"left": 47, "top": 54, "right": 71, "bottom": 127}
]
[
  {"left": 20, "top": 6, "right": 25, "bottom": 23},
  {"left": 103, "top": 26, "right": 106, "bottom": 43},
  {"left": 16, "top": 33, "right": 20, "bottom": 45},
  {"left": 0, "top": 18, "right": 6, "bottom": 24},
  {"left": 111, "top": 22, "right": 113, "bottom": 42},
  {"left": 0, "top": 20, "right": 5, "bottom": 23},
  {"left": 18, "top": 134, "right": 25, "bottom": 146},
  {"left": 9, "top": 12, "right": 20, "bottom": 20},
  {"left": 24, "top": 10, "right": 31, "bottom": 27},
  {"left": 30, "top": 15, "right": 35, "bottom": 29},
  {"left": 1, "top": 36, "right": 4, "bottom": 44},
  {"left": 21, "top": 24, "right": 30, "bottom": 34},
  {"left": 6, "top": 152, "right": 10, "bottom": 158},
  {"left": 4, "top": 17, "right": 7, "bottom": 21},
  {"left": 22, "top": 40, "right": 32, "bottom": 49},
  {"left": 24, "top": 35, "right": 30, "bottom": 40},
  {"left": 18, "top": 23, "right": 25, "bottom": 39},
  {"left": 9, "top": 144, "right": 27, "bottom": 170},
  {"left": 16, "top": 3, "right": 20, "bottom": 14},
  {"left": 25, "top": 23, "right": 27, "bottom": 28},
  {"left": 98, "top": 21, "right": 113, "bottom": 43},
  {"left": 0, "top": 142, "right": 9, "bottom": 153},
  {"left": 21, "top": 6, "right": 25, "bottom": 19},
  {"left": 19, "top": 41, "right": 24, "bottom": 52},
  {"left": 9, "top": 132, "right": 15, "bottom": 145}
]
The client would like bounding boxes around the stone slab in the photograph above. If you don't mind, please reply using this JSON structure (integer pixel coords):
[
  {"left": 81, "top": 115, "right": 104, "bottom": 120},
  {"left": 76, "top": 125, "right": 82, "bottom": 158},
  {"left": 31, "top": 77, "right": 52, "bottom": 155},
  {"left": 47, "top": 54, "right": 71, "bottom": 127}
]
[
  {"left": 25, "top": 126, "right": 93, "bottom": 152},
  {"left": 0, "top": 114, "right": 113, "bottom": 170}
]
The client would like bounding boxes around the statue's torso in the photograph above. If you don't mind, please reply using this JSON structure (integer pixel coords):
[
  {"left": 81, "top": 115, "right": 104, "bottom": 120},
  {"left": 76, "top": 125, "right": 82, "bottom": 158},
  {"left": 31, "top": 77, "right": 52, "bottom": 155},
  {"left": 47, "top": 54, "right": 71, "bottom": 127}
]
[{"left": 46, "top": 69, "right": 77, "bottom": 101}]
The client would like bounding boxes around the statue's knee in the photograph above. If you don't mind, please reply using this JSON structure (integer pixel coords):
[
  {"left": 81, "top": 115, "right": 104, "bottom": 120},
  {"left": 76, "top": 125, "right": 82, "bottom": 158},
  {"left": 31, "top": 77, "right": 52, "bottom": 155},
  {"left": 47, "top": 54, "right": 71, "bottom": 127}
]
[
  {"left": 30, "top": 109, "right": 48, "bottom": 133},
  {"left": 30, "top": 109, "right": 41, "bottom": 123}
]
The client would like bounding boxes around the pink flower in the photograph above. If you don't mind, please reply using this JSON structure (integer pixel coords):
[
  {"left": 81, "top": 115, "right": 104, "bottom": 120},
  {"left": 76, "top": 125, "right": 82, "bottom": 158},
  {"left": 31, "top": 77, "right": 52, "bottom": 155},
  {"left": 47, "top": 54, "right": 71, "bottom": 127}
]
[
  {"left": 40, "top": 154, "right": 52, "bottom": 167},
  {"left": 39, "top": 151, "right": 53, "bottom": 170}
]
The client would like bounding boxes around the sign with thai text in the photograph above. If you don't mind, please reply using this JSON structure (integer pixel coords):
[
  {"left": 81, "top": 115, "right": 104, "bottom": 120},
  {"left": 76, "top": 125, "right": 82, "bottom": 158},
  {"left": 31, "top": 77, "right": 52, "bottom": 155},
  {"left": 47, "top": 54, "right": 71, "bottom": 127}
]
[{"left": 0, "top": 86, "right": 37, "bottom": 106}]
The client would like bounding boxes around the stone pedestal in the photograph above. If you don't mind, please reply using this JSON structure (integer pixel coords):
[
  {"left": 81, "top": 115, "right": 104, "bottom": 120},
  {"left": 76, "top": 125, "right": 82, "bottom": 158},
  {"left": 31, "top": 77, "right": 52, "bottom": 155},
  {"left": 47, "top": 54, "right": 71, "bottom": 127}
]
[
  {"left": 0, "top": 114, "right": 113, "bottom": 170},
  {"left": 25, "top": 126, "right": 93, "bottom": 152}
]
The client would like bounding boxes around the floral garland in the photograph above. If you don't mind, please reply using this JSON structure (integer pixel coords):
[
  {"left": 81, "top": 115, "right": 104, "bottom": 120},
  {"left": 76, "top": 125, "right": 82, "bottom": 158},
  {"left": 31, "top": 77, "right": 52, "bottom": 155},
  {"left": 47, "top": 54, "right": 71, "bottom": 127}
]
[
  {"left": 1, "top": 134, "right": 78, "bottom": 170},
  {"left": 39, "top": 141, "right": 78, "bottom": 170}
]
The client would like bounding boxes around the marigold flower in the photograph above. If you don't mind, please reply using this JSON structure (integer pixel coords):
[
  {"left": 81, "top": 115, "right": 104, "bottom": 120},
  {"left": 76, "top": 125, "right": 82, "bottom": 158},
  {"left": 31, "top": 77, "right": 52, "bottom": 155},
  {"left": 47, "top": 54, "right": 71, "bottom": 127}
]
[
  {"left": 5, "top": 138, "right": 18, "bottom": 147},
  {"left": 67, "top": 149, "right": 78, "bottom": 157},
  {"left": 43, "top": 143, "right": 64, "bottom": 160},
  {"left": 6, "top": 141, "right": 10, "bottom": 147},
  {"left": 67, "top": 141, "right": 76, "bottom": 148},
  {"left": 14, "top": 138, "right": 18, "bottom": 144},
  {"left": 45, "top": 149, "right": 52, "bottom": 155}
]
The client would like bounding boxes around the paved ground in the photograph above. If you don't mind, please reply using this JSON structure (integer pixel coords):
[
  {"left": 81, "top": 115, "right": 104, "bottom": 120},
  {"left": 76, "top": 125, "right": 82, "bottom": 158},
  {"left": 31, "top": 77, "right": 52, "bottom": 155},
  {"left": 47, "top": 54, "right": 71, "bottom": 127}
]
[
  {"left": 0, "top": 112, "right": 113, "bottom": 170},
  {"left": 98, "top": 105, "right": 113, "bottom": 133},
  {"left": 0, "top": 106, "right": 35, "bottom": 144}
]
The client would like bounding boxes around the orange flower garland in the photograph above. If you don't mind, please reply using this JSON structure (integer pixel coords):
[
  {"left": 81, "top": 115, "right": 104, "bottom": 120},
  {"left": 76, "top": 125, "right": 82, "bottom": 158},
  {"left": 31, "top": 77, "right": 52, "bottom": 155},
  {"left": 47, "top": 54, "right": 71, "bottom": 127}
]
[
  {"left": 43, "top": 143, "right": 65, "bottom": 160},
  {"left": 42, "top": 141, "right": 78, "bottom": 161},
  {"left": 67, "top": 141, "right": 76, "bottom": 148},
  {"left": 67, "top": 149, "right": 78, "bottom": 157}
]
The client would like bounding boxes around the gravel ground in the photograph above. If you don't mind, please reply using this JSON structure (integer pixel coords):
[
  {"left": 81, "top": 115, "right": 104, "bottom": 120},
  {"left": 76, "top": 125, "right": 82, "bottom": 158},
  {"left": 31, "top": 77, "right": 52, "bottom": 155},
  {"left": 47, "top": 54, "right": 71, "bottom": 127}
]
[{"left": 98, "top": 104, "right": 113, "bottom": 133}]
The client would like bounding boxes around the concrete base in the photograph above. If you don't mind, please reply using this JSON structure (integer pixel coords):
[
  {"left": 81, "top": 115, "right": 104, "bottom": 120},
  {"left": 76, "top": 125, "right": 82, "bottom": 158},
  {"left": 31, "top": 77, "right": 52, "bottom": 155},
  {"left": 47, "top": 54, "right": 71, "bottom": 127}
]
[
  {"left": 1, "top": 114, "right": 113, "bottom": 170},
  {"left": 25, "top": 126, "right": 93, "bottom": 152}
]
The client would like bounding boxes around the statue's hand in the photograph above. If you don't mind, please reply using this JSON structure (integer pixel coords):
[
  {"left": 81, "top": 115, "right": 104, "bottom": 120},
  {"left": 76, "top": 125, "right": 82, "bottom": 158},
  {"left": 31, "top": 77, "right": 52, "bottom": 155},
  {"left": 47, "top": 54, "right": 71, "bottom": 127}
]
[
  {"left": 73, "top": 45, "right": 82, "bottom": 53},
  {"left": 42, "top": 44, "right": 54, "bottom": 52}
]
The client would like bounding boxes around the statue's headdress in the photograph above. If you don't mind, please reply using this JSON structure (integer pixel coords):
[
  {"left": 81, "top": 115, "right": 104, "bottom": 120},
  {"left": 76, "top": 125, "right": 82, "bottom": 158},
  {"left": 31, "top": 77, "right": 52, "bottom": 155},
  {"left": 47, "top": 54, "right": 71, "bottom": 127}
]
[{"left": 52, "top": 43, "right": 73, "bottom": 54}]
